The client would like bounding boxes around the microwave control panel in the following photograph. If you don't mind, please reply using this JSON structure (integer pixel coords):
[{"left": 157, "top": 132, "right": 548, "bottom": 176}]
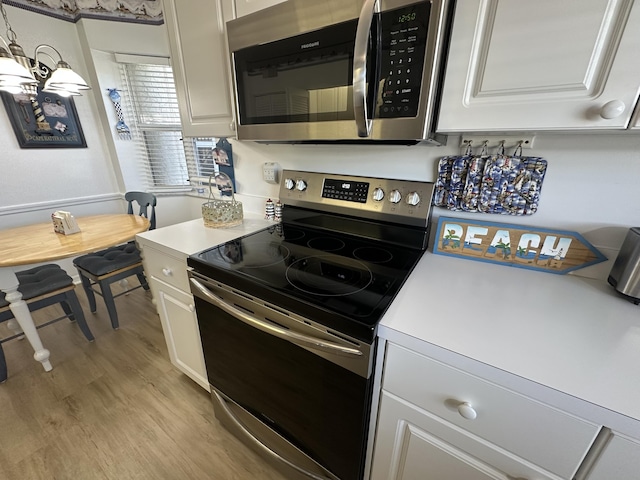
[{"left": 378, "top": 2, "right": 430, "bottom": 119}]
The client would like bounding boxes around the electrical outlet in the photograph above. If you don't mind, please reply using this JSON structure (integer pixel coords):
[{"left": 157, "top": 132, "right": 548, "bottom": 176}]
[{"left": 263, "top": 162, "right": 280, "bottom": 184}]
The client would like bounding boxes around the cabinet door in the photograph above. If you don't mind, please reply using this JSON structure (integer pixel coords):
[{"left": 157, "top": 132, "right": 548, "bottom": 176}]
[
  {"left": 585, "top": 433, "right": 640, "bottom": 480},
  {"left": 153, "top": 278, "right": 210, "bottom": 391},
  {"left": 437, "top": 0, "right": 640, "bottom": 132},
  {"left": 234, "top": 0, "right": 286, "bottom": 18},
  {"left": 631, "top": 101, "right": 640, "bottom": 129},
  {"left": 161, "top": 0, "right": 236, "bottom": 137},
  {"left": 371, "top": 392, "right": 558, "bottom": 480}
]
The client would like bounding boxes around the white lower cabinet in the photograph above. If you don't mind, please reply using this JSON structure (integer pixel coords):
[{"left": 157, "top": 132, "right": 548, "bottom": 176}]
[
  {"left": 371, "top": 343, "right": 600, "bottom": 480},
  {"left": 139, "top": 244, "right": 210, "bottom": 391},
  {"left": 153, "top": 279, "right": 209, "bottom": 391},
  {"left": 374, "top": 392, "right": 540, "bottom": 480},
  {"left": 583, "top": 432, "right": 640, "bottom": 480}
]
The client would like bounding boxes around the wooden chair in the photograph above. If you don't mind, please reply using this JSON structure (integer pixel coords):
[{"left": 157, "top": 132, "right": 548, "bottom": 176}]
[
  {"left": 0, "top": 264, "right": 94, "bottom": 383},
  {"left": 73, "top": 192, "right": 157, "bottom": 330}
]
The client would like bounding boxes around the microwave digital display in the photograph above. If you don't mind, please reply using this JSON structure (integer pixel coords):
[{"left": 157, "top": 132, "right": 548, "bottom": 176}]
[{"left": 322, "top": 178, "right": 369, "bottom": 203}]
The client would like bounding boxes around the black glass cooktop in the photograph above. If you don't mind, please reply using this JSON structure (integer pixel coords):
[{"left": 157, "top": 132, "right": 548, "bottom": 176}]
[{"left": 188, "top": 207, "right": 429, "bottom": 343}]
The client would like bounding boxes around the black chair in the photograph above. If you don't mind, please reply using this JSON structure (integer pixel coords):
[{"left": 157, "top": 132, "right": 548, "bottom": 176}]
[
  {"left": 0, "top": 264, "right": 94, "bottom": 383},
  {"left": 73, "top": 192, "right": 157, "bottom": 330}
]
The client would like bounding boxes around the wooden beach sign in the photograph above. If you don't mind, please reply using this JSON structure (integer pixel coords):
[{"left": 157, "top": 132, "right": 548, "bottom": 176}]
[{"left": 433, "top": 217, "right": 607, "bottom": 274}]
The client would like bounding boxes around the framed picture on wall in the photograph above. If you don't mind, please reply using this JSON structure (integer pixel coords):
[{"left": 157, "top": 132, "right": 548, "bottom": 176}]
[{"left": 0, "top": 87, "right": 87, "bottom": 149}]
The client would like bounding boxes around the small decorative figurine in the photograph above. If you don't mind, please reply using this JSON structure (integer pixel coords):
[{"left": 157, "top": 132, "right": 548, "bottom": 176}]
[
  {"left": 265, "top": 198, "right": 275, "bottom": 220},
  {"left": 274, "top": 200, "right": 282, "bottom": 221},
  {"left": 107, "top": 88, "right": 131, "bottom": 140}
]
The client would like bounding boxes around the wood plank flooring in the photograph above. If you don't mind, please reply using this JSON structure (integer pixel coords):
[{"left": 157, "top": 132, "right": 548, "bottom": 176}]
[{"left": 0, "top": 285, "right": 287, "bottom": 480}]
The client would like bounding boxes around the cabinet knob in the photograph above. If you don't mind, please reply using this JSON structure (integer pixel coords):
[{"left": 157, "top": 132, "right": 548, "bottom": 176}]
[
  {"left": 162, "top": 268, "right": 173, "bottom": 277},
  {"left": 600, "top": 100, "right": 626, "bottom": 119},
  {"left": 189, "top": 304, "right": 195, "bottom": 312},
  {"left": 457, "top": 402, "right": 477, "bottom": 420}
]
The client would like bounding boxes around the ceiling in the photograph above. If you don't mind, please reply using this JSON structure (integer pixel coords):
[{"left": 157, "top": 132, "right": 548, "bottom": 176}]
[{"left": 5, "top": 0, "right": 163, "bottom": 25}]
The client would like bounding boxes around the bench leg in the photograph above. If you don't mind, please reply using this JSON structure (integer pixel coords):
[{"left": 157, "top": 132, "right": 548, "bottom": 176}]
[
  {"left": 99, "top": 280, "right": 120, "bottom": 330},
  {"left": 0, "top": 344, "right": 7, "bottom": 383},
  {"left": 136, "top": 272, "right": 150, "bottom": 291},
  {"left": 64, "top": 292, "right": 94, "bottom": 342},
  {"left": 78, "top": 272, "right": 97, "bottom": 313},
  {"left": 60, "top": 301, "right": 75, "bottom": 322}
]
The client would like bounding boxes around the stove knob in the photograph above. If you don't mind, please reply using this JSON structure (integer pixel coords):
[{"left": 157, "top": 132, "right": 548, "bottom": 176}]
[
  {"left": 389, "top": 189, "right": 402, "bottom": 204},
  {"left": 296, "top": 179, "right": 308, "bottom": 191},
  {"left": 372, "top": 187, "right": 385, "bottom": 201},
  {"left": 406, "top": 191, "right": 421, "bottom": 206},
  {"left": 284, "top": 178, "right": 295, "bottom": 190}
]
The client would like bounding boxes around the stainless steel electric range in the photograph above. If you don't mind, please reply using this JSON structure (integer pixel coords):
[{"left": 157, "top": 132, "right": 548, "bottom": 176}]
[{"left": 187, "top": 170, "right": 434, "bottom": 480}]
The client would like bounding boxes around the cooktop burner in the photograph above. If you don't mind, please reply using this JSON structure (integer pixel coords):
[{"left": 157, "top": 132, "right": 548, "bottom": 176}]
[{"left": 286, "top": 255, "right": 373, "bottom": 296}]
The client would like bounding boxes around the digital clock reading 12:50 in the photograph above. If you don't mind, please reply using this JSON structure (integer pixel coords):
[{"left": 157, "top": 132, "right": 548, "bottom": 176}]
[{"left": 398, "top": 12, "right": 417, "bottom": 23}]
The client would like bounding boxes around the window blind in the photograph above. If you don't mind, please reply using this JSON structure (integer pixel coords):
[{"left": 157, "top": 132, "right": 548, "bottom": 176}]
[{"left": 119, "top": 62, "right": 190, "bottom": 191}]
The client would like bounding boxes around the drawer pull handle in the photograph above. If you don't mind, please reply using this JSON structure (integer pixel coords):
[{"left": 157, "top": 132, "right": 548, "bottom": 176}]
[
  {"left": 457, "top": 402, "right": 477, "bottom": 420},
  {"left": 162, "top": 268, "right": 173, "bottom": 277}
]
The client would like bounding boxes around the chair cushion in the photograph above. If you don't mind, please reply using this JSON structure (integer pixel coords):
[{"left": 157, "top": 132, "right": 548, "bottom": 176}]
[
  {"left": 73, "top": 242, "right": 141, "bottom": 276},
  {"left": 0, "top": 264, "right": 73, "bottom": 308}
]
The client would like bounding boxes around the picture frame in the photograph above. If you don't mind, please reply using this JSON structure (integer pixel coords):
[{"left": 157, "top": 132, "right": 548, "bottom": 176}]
[{"left": 1, "top": 86, "right": 87, "bottom": 148}]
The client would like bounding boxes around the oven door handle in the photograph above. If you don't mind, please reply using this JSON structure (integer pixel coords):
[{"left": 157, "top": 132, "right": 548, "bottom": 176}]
[
  {"left": 353, "top": 0, "right": 376, "bottom": 137},
  {"left": 190, "top": 278, "right": 363, "bottom": 357}
]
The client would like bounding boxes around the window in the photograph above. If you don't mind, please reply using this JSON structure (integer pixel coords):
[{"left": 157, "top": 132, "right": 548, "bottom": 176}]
[{"left": 117, "top": 58, "right": 219, "bottom": 193}]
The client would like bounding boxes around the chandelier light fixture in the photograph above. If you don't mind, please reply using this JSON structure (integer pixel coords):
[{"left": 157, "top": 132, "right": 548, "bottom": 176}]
[{"left": 0, "top": 0, "right": 90, "bottom": 97}]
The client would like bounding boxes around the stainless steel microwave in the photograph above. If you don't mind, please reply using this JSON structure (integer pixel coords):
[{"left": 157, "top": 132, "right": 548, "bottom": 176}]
[{"left": 226, "top": 0, "right": 453, "bottom": 144}]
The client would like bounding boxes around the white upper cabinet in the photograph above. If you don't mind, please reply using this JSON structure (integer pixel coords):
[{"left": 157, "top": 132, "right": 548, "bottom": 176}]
[
  {"left": 161, "top": 0, "right": 236, "bottom": 138},
  {"left": 234, "top": 0, "right": 286, "bottom": 18},
  {"left": 437, "top": 0, "right": 640, "bottom": 133}
]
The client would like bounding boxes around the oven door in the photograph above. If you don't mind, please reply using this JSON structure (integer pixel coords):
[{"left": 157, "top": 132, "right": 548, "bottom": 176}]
[
  {"left": 189, "top": 272, "right": 375, "bottom": 480},
  {"left": 230, "top": 11, "right": 379, "bottom": 142}
]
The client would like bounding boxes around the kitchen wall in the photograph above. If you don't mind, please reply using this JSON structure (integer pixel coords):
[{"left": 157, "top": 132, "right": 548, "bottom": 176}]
[
  {"left": 218, "top": 133, "right": 640, "bottom": 278},
  {"left": 0, "top": 6, "right": 121, "bottom": 226},
  {"left": 1, "top": 6, "right": 639, "bottom": 281}
]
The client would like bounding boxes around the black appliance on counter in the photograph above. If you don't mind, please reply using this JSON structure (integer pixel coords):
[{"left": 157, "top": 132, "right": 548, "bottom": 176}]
[{"left": 187, "top": 170, "right": 435, "bottom": 480}]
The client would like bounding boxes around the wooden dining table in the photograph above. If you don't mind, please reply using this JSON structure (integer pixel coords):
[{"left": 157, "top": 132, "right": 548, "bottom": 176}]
[{"left": 0, "top": 214, "right": 151, "bottom": 373}]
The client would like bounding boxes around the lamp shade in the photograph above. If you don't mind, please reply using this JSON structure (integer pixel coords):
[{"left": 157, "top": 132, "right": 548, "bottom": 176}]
[
  {"left": 44, "top": 63, "right": 90, "bottom": 92},
  {"left": 0, "top": 81, "right": 24, "bottom": 94},
  {"left": 42, "top": 83, "right": 81, "bottom": 96},
  {"left": 0, "top": 53, "right": 38, "bottom": 85}
]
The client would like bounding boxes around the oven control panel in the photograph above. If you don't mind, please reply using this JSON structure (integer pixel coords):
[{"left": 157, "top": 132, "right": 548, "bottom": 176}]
[{"left": 280, "top": 170, "right": 434, "bottom": 227}]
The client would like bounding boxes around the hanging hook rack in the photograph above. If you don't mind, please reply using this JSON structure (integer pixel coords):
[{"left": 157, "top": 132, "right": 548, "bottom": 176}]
[
  {"left": 463, "top": 139, "right": 473, "bottom": 155},
  {"left": 460, "top": 135, "right": 535, "bottom": 151},
  {"left": 513, "top": 140, "right": 523, "bottom": 157}
]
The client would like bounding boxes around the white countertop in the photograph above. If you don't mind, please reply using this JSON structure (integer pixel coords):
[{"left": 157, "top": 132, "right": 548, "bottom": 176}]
[
  {"left": 379, "top": 252, "right": 640, "bottom": 428},
  {"left": 136, "top": 212, "right": 274, "bottom": 258}
]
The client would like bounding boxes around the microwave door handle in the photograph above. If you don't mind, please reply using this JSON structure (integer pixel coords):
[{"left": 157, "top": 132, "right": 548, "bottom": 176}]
[
  {"left": 353, "top": 0, "right": 377, "bottom": 137},
  {"left": 190, "top": 277, "right": 363, "bottom": 357}
]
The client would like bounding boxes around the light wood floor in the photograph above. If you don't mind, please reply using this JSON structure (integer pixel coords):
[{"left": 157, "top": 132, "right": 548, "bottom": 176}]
[{"left": 0, "top": 285, "right": 288, "bottom": 480}]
